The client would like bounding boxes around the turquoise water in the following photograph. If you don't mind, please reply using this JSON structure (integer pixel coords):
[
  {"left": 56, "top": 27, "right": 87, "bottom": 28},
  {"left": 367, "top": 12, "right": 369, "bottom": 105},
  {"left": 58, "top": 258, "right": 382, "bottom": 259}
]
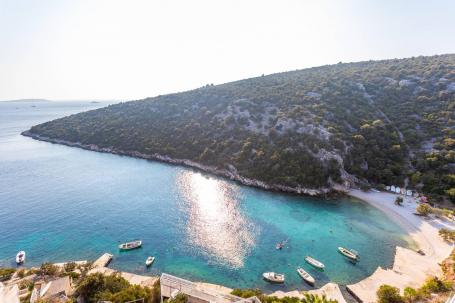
[{"left": 0, "top": 101, "right": 410, "bottom": 291}]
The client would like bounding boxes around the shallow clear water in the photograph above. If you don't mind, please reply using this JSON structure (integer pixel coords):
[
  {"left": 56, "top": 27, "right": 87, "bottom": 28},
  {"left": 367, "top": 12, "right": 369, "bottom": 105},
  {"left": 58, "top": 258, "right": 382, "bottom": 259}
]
[{"left": 0, "top": 101, "right": 410, "bottom": 291}]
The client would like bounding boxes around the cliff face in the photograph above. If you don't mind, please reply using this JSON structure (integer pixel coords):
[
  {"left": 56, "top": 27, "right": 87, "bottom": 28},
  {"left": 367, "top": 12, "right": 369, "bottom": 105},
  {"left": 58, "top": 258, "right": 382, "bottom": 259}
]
[{"left": 25, "top": 55, "right": 455, "bottom": 198}]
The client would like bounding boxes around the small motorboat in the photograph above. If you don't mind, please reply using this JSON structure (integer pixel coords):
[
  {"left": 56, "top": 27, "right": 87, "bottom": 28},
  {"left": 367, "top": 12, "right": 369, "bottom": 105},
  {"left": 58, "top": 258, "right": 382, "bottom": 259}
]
[
  {"left": 145, "top": 256, "right": 155, "bottom": 267},
  {"left": 297, "top": 267, "right": 315, "bottom": 285},
  {"left": 305, "top": 256, "right": 325, "bottom": 270},
  {"left": 338, "top": 247, "right": 359, "bottom": 261},
  {"left": 263, "top": 272, "right": 285, "bottom": 283},
  {"left": 276, "top": 239, "right": 288, "bottom": 250},
  {"left": 119, "top": 240, "right": 142, "bottom": 251},
  {"left": 16, "top": 251, "right": 26, "bottom": 264}
]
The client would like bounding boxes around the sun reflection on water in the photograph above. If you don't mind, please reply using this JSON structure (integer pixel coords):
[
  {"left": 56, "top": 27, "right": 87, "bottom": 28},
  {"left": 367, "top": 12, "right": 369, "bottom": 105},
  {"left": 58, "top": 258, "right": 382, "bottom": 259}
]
[{"left": 177, "top": 171, "right": 257, "bottom": 268}]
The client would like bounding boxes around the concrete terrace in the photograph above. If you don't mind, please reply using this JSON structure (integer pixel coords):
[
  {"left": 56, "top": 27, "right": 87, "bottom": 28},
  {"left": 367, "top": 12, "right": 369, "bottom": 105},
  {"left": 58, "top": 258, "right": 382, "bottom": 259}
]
[
  {"left": 88, "top": 253, "right": 159, "bottom": 288},
  {"left": 160, "top": 273, "right": 261, "bottom": 303}
]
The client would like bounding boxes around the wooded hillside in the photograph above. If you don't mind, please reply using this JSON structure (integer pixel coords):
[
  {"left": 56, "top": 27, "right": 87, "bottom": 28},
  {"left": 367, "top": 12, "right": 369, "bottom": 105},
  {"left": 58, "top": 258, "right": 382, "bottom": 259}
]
[{"left": 27, "top": 55, "right": 455, "bottom": 201}]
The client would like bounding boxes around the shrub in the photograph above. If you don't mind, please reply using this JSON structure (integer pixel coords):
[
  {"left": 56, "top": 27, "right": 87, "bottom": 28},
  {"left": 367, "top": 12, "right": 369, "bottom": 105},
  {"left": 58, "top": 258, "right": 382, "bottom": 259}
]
[
  {"left": 419, "top": 276, "right": 452, "bottom": 296},
  {"left": 167, "top": 293, "right": 188, "bottom": 303},
  {"left": 16, "top": 268, "right": 26, "bottom": 278},
  {"left": 416, "top": 203, "right": 432, "bottom": 216},
  {"left": 302, "top": 294, "right": 337, "bottom": 303},
  {"left": 231, "top": 288, "right": 263, "bottom": 298},
  {"left": 439, "top": 228, "right": 455, "bottom": 242},
  {"left": 151, "top": 280, "right": 161, "bottom": 303},
  {"left": 231, "top": 289, "right": 336, "bottom": 303},
  {"left": 360, "top": 183, "right": 371, "bottom": 191},
  {"left": 377, "top": 285, "right": 404, "bottom": 303},
  {"left": 64, "top": 261, "right": 77, "bottom": 272},
  {"left": 0, "top": 268, "right": 16, "bottom": 281},
  {"left": 402, "top": 287, "right": 419, "bottom": 303},
  {"left": 109, "top": 284, "right": 153, "bottom": 303},
  {"left": 39, "top": 262, "right": 59, "bottom": 276},
  {"left": 76, "top": 273, "right": 155, "bottom": 303},
  {"left": 18, "top": 279, "right": 34, "bottom": 290},
  {"left": 67, "top": 271, "right": 80, "bottom": 280},
  {"left": 77, "top": 273, "right": 123, "bottom": 302},
  {"left": 395, "top": 196, "right": 403, "bottom": 206},
  {"left": 78, "top": 261, "right": 94, "bottom": 278}
]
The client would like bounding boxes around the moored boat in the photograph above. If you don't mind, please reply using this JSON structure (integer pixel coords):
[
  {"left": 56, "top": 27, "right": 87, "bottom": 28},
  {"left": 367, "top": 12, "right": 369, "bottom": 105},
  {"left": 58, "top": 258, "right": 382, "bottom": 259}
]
[
  {"left": 16, "top": 251, "right": 26, "bottom": 264},
  {"left": 276, "top": 239, "right": 288, "bottom": 250},
  {"left": 304, "top": 256, "right": 325, "bottom": 270},
  {"left": 145, "top": 256, "right": 155, "bottom": 266},
  {"left": 338, "top": 247, "right": 359, "bottom": 261},
  {"left": 262, "top": 272, "right": 285, "bottom": 283},
  {"left": 119, "top": 240, "right": 142, "bottom": 251},
  {"left": 297, "top": 267, "right": 315, "bottom": 285}
]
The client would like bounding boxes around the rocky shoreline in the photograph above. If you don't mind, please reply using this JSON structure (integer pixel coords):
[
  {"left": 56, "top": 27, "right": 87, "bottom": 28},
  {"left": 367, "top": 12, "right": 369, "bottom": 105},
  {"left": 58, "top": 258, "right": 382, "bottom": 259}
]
[{"left": 22, "top": 130, "right": 340, "bottom": 198}]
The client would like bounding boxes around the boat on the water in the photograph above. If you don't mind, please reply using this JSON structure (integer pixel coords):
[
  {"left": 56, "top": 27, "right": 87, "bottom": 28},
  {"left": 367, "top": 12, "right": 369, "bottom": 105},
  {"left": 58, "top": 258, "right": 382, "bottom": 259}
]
[
  {"left": 297, "top": 267, "right": 315, "bottom": 285},
  {"left": 276, "top": 239, "right": 288, "bottom": 250},
  {"left": 262, "top": 272, "right": 285, "bottom": 283},
  {"left": 304, "top": 256, "right": 325, "bottom": 270},
  {"left": 118, "top": 240, "right": 142, "bottom": 251},
  {"left": 145, "top": 256, "right": 155, "bottom": 267},
  {"left": 338, "top": 247, "right": 359, "bottom": 261},
  {"left": 16, "top": 251, "right": 26, "bottom": 264}
]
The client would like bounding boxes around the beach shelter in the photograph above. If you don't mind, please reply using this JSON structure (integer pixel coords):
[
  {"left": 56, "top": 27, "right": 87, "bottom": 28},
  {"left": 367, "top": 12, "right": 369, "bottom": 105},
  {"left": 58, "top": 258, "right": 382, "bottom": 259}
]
[
  {"left": 395, "top": 187, "right": 401, "bottom": 194},
  {"left": 391, "top": 185, "right": 396, "bottom": 192}
]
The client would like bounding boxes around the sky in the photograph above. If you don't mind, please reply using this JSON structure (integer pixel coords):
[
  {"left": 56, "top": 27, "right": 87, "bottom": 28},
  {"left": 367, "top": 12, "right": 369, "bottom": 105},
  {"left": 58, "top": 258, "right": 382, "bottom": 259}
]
[{"left": 1, "top": 0, "right": 455, "bottom": 101}]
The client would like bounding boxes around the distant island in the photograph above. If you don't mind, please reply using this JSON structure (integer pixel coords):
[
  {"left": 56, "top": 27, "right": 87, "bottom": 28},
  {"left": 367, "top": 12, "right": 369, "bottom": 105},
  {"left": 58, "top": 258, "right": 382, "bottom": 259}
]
[{"left": 23, "top": 55, "right": 455, "bottom": 202}]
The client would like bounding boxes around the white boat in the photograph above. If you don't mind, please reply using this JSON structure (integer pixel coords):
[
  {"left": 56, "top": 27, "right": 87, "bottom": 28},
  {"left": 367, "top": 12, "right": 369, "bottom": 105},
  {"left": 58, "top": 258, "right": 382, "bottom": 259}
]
[
  {"left": 145, "top": 256, "right": 155, "bottom": 266},
  {"left": 119, "top": 240, "right": 142, "bottom": 250},
  {"left": 262, "top": 272, "right": 285, "bottom": 283},
  {"left": 338, "top": 247, "right": 359, "bottom": 261},
  {"left": 297, "top": 267, "right": 315, "bottom": 285},
  {"left": 16, "top": 251, "right": 26, "bottom": 264},
  {"left": 305, "top": 256, "right": 325, "bottom": 270}
]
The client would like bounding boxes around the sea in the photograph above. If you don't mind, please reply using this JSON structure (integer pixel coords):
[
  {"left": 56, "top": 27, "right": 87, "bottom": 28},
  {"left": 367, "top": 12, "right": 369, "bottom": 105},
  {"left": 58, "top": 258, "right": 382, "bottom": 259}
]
[{"left": 0, "top": 100, "right": 411, "bottom": 291}]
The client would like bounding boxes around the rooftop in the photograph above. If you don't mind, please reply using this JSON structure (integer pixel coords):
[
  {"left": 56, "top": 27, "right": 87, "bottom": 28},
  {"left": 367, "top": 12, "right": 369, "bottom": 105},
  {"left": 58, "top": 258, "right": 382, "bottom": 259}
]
[{"left": 160, "top": 273, "right": 260, "bottom": 303}]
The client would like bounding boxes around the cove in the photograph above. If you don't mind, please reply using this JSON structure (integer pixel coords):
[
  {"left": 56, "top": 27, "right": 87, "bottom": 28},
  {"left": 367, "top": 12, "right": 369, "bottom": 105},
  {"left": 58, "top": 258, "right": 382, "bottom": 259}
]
[{"left": 0, "top": 101, "right": 411, "bottom": 291}]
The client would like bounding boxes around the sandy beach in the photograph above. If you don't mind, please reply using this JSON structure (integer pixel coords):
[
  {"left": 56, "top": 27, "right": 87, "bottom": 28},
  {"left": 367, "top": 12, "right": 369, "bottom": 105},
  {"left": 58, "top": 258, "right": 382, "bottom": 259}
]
[
  {"left": 270, "top": 189, "right": 453, "bottom": 303},
  {"left": 346, "top": 189, "right": 454, "bottom": 303}
]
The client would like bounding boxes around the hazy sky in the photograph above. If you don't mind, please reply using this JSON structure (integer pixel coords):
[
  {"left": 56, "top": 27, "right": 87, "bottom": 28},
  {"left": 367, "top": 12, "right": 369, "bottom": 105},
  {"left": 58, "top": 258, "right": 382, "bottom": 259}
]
[{"left": 1, "top": 0, "right": 455, "bottom": 101}]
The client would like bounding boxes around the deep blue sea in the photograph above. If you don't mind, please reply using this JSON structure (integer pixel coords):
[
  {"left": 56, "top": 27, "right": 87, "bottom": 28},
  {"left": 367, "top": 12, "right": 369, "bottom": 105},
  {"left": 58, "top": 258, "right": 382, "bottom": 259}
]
[{"left": 0, "top": 100, "right": 411, "bottom": 291}]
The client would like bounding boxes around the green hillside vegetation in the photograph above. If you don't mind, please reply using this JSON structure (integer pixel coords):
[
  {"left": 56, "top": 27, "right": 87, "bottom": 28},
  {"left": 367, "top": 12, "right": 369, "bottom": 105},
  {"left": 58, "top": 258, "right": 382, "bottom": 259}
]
[
  {"left": 27, "top": 55, "right": 455, "bottom": 201},
  {"left": 231, "top": 288, "right": 337, "bottom": 303}
]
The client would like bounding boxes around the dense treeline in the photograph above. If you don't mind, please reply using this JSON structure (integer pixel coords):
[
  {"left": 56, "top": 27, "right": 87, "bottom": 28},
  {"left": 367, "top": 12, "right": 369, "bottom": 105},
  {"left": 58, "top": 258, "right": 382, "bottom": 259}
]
[{"left": 29, "top": 55, "right": 455, "bottom": 201}]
